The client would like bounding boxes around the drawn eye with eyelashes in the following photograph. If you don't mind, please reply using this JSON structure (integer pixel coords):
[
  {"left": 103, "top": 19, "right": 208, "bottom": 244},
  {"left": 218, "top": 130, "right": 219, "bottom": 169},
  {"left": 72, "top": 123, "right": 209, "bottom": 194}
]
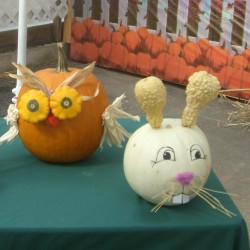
[
  {"left": 151, "top": 147, "right": 176, "bottom": 167},
  {"left": 190, "top": 144, "right": 207, "bottom": 161}
]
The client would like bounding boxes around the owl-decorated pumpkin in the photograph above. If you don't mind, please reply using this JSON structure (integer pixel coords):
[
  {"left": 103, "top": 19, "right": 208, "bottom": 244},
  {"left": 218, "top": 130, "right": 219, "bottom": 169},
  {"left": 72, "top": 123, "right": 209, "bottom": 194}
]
[{"left": 1, "top": 43, "right": 139, "bottom": 163}]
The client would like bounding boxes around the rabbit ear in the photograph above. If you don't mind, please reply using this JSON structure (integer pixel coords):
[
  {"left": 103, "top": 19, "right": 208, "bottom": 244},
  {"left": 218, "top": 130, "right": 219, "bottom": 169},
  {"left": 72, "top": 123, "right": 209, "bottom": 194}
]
[
  {"left": 57, "top": 61, "right": 96, "bottom": 90},
  {"left": 9, "top": 63, "right": 50, "bottom": 96}
]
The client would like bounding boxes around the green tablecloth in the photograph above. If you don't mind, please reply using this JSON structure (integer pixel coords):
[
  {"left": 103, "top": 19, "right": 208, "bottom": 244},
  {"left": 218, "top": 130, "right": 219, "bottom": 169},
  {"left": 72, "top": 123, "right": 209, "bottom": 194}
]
[{"left": 0, "top": 118, "right": 249, "bottom": 250}]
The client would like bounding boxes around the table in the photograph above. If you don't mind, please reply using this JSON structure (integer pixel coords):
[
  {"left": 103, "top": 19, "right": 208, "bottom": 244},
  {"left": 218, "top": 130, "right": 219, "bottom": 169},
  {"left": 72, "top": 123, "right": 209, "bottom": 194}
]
[{"left": 0, "top": 118, "right": 249, "bottom": 250}]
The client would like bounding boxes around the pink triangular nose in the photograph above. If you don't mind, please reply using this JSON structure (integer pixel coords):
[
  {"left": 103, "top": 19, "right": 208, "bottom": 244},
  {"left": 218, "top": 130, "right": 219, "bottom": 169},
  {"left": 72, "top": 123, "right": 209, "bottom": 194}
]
[{"left": 176, "top": 172, "right": 194, "bottom": 186}]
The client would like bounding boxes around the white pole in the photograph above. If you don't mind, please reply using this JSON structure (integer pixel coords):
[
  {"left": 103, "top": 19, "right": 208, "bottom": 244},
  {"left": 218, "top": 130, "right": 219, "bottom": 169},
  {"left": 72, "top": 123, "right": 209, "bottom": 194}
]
[{"left": 12, "top": 0, "right": 28, "bottom": 103}]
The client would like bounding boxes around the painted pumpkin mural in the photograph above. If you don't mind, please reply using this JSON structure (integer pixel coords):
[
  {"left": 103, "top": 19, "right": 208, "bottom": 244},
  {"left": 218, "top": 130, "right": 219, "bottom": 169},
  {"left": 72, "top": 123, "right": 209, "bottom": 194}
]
[{"left": 70, "top": 0, "right": 250, "bottom": 100}]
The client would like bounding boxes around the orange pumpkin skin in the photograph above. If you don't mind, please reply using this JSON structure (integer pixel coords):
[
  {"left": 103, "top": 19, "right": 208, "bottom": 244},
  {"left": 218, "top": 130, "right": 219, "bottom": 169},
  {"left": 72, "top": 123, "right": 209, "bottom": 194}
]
[
  {"left": 72, "top": 20, "right": 87, "bottom": 42},
  {"left": 231, "top": 54, "right": 249, "bottom": 71},
  {"left": 17, "top": 68, "right": 109, "bottom": 163},
  {"left": 111, "top": 31, "right": 124, "bottom": 45},
  {"left": 175, "top": 35, "right": 187, "bottom": 47},
  {"left": 82, "top": 42, "right": 99, "bottom": 62},
  {"left": 183, "top": 42, "right": 202, "bottom": 66},
  {"left": 98, "top": 41, "right": 112, "bottom": 66}
]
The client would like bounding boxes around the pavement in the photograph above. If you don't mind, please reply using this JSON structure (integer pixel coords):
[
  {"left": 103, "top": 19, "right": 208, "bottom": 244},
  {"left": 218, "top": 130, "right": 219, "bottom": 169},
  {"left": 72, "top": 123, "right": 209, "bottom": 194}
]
[{"left": 0, "top": 48, "right": 249, "bottom": 240}]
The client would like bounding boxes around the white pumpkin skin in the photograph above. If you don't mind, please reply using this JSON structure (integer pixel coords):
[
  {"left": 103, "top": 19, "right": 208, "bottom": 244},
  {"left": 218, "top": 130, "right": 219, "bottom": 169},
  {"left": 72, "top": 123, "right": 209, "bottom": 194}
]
[{"left": 123, "top": 118, "right": 211, "bottom": 206}]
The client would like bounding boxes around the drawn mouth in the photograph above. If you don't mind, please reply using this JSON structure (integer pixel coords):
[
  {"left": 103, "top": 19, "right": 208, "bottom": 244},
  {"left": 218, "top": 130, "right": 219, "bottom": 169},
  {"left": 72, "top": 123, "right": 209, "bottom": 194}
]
[
  {"left": 172, "top": 193, "right": 191, "bottom": 204},
  {"left": 166, "top": 186, "right": 192, "bottom": 204}
]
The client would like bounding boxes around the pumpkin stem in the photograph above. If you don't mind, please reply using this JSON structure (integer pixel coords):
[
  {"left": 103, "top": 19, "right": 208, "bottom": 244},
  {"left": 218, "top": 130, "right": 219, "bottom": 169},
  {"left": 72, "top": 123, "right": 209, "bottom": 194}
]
[
  {"left": 56, "top": 42, "right": 70, "bottom": 73},
  {"left": 167, "top": 34, "right": 173, "bottom": 42},
  {"left": 221, "top": 40, "right": 226, "bottom": 49},
  {"left": 110, "top": 23, "right": 116, "bottom": 31},
  {"left": 231, "top": 46, "right": 239, "bottom": 55}
]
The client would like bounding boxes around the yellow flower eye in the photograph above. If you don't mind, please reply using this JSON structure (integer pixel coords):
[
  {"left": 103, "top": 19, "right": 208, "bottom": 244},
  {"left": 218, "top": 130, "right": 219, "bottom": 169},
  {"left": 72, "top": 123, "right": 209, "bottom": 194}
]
[
  {"left": 50, "top": 86, "right": 82, "bottom": 120},
  {"left": 18, "top": 90, "right": 50, "bottom": 123}
]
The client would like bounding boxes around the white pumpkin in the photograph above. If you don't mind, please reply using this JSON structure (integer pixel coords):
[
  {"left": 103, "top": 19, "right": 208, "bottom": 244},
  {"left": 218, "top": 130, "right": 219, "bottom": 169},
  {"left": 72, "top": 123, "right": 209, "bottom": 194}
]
[{"left": 123, "top": 118, "right": 211, "bottom": 207}]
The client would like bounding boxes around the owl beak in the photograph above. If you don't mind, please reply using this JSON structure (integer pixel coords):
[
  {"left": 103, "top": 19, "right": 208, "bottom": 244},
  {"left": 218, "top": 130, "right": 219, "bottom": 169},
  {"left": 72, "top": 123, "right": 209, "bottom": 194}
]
[{"left": 46, "top": 113, "right": 59, "bottom": 128}]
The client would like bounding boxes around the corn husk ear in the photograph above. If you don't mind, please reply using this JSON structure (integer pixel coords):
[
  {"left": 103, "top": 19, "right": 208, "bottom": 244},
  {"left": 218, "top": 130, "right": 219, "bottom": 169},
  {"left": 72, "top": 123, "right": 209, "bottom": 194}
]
[
  {"left": 57, "top": 61, "right": 96, "bottom": 90},
  {"left": 0, "top": 104, "right": 19, "bottom": 144},
  {"left": 101, "top": 94, "right": 140, "bottom": 148},
  {"left": 9, "top": 63, "right": 50, "bottom": 96}
]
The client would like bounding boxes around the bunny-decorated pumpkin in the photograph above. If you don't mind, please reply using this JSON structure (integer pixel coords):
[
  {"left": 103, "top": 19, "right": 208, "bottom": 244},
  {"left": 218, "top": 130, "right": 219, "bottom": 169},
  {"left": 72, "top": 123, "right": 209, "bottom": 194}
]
[
  {"left": 124, "top": 118, "right": 212, "bottom": 209},
  {"left": 123, "top": 72, "right": 234, "bottom": 216}
]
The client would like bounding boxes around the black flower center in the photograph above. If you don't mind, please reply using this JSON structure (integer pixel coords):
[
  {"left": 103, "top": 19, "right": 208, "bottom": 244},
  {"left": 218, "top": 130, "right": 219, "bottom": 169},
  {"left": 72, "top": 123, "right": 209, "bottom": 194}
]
[
  {"left": 27, "top": 99, "right": 39, "bottom": 112},
  {"left": 61, "top": 97, "right": 72, "bottom": 109}
]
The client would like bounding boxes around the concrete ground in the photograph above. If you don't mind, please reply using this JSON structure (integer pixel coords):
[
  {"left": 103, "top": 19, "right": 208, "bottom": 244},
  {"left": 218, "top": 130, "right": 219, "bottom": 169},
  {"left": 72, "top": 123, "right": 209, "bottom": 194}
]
[{"left": 0, "top": 46, "right": 249, "bottom": 241}]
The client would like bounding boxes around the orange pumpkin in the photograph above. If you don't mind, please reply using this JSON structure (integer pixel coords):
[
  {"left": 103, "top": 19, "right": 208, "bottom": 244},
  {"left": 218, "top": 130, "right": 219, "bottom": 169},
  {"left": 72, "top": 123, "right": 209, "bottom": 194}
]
[
  {"left": 167, "top": 42, "right": 182, "bottom": 57},
  {"left": 195, "top": 65, "right": 212, "bottom": 73},
  {"left": 16, "top": 44, "right": 109, "bottom": 163},
  {"left": 186, "top": 65, "right": 196, "bottom": 80},
  {"left": 218, "top": 66, "right": 237, "bottom": 88},
  {"left": 83, "top": 18, "right": 95, "bottom": 32},
  {"left": 117, "top": 21, "right": 128, "bottom": 36},
  {"left": 71, "top": 20, "right": 87, "bottom": 42},
  {"left": 197, "top": 38, "right": 211, "bottom": 55},
  {"left": 164, "top": 54, "right": 187, "bottom": 84},
  {"left": 152, "top": 52, "right": 166, "bottom": 79},
  {"left": 81, "top": 42, "right": 99, "bottom": 62},
  {"left": 197, "top": 38, "right": 211, "bottom": 65},
  {"left": 98, "top": 41, "right": 112, "bottom": 66},
  {"left": 111, "top": 31, "right": 124, "bottom": 44},
  {"left": 231, "top": 54, "right": 249, "bottom": 71},
  {"left": 175, "top": 30, "right": 187, "bottom": 47},
  {"left": 125, "top": 30, "right": 141, "bottom": 53},
  {"left": 127, "top": 53, "right": 137, "bottom": 73},
  {"left": 218, "top": 66, "right": 241, "bottom": 98},
  {"left": 109, "top": 43, "right": 129, "bottom": 70},
  {"left": 137, "top": 27, "right": 149, "bottom": 42},
  {"left": 70, "top": 37, "right": 82, "bottom": 61},
  {"left": 183, "top": 41, "right": 202, "bottom": 66},
  {"left": 219, "top": 67, "right": 250, "bottom": 100},
  {"left": 239, "top": 71, "right": 250, "bottom": 100},
  {"left": 89, "top": 21, "right": 110, "bottom": 47},
  {"left": 144, "top": 31, "right": 167, "bottom": 58},
  {"left": 136, "top": 52, "right": 152, "bottom": 76},
  {"left": 205, "top": 42, "right": 232, "bottom": 72},
  {"left": 242, "top": 47, "right": 250, "bottom": 63}
]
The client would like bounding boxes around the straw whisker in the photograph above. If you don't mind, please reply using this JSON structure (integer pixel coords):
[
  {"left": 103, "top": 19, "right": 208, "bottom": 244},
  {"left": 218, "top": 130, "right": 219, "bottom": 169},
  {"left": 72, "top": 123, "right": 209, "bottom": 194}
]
[
  {"left": 190, "top": 185, "right": 236, "bottom": 217},
  {"left": 202, "top": 187, "right": 239, "bottom": 197},
  {"left": 151, "top": 185, "right": 177, "bottom": 213},
  {"left": 151, "top": 195, "right": 172, "bottom": 213}
]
